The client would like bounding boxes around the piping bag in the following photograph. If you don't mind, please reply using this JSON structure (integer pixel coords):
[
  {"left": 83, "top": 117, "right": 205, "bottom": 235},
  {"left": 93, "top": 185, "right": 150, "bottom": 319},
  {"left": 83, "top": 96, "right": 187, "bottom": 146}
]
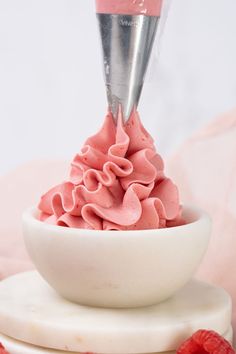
[{"left": 96, "top": 0, "right": 171, "bottom": 122}]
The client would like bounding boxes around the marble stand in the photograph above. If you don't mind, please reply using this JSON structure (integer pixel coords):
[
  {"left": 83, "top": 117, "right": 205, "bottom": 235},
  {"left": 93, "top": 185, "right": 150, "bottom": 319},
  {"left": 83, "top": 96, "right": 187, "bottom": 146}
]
[
  {"left": 0, "top": 272, "right": 233, "bottom": 354},
  {"left": 0, "top": 329, "right": 233, "bottom": 354}
]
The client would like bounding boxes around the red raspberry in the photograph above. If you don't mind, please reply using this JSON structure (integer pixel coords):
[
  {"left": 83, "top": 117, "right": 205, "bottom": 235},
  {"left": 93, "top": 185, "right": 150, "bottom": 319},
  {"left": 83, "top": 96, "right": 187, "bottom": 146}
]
[
  {"left": 176, "top": 329, "right": 235, "bottom": 354},
  {"left": 0, "top": 343, "right": 10, "bottom": 354}
]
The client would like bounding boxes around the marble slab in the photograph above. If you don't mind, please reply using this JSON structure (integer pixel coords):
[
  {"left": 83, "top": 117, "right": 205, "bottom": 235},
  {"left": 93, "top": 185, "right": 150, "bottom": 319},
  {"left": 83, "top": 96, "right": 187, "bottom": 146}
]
[
  {"left": 0, "top": 328, "right": 233, "bottom": 354},
  {"left": 0, "top": 272, "right": 232, "bottom": 353}
]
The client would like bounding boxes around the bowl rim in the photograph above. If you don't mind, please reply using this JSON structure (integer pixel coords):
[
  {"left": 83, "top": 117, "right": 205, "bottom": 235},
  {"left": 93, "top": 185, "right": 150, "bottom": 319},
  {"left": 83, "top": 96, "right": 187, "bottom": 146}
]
[{"left": 22, "top": 205, "right": 211, "bottom": 238}]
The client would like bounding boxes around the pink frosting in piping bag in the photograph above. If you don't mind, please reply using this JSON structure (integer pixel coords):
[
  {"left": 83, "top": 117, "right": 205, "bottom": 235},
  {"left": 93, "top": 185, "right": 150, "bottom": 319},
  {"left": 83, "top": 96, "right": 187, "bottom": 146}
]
[
  {"left": 96, "top": 0, "right": 163, "bottom": 16},
  {"left": 38, "top": 109, "right": 184, "bottom": 230}
]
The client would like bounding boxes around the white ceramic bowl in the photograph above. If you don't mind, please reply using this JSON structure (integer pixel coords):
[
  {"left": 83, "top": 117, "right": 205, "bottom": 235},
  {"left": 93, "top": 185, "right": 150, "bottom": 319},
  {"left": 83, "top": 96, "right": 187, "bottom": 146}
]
[{"left": 23, "top": 206, "right": 211, "bottom": 308}]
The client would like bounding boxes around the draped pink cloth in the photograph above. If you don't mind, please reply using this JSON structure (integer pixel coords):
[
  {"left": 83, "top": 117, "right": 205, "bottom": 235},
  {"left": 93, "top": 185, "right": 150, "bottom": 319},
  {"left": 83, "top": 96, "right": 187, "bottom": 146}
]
[
  {"left": 168, "top": 108, "right": 236, "bottom": 337},
  {"left": 0, "top": 160, "right": 68, "bottom": 279}
]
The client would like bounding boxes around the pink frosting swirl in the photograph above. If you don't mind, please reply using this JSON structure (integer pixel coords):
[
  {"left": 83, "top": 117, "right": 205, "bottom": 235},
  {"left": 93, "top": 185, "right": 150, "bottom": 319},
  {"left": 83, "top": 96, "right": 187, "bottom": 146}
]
[{"left": 38, "top": 109, "right": 184, "bottom": 230}]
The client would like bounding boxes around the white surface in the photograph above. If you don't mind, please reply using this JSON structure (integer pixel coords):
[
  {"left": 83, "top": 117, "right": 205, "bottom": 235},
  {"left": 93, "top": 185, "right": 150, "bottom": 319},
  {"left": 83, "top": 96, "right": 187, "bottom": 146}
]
[
  {"left": 23, "top": 206, "right": 211, "bottom": 308},
  {"left": 0, "top": 328, "right": 233, "bottom": 354},
  {"left": 0, "top": 271, "right": 232, "bottom": 353},
  {"left": 0, "top": 0, "right": 236, "bottom": 175}
]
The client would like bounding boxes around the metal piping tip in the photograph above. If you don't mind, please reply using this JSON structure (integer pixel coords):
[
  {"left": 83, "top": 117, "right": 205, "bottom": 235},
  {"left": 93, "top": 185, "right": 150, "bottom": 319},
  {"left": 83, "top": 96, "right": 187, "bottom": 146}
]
[{"left": 97, "top": 13, "right": 159, "bottom": 122}]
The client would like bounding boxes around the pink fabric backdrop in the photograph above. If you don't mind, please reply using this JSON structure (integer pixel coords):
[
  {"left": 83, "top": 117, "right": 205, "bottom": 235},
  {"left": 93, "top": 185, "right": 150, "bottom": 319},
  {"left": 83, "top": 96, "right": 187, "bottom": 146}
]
[
  {"left": 168, "top": 108, "right": 236, "bottom": 335},
  {"left": 0, "top": 110, "right": 235, "bottom": 338},
  {"left": 0, "top": 160, "right": 68, "bottom": 278}
]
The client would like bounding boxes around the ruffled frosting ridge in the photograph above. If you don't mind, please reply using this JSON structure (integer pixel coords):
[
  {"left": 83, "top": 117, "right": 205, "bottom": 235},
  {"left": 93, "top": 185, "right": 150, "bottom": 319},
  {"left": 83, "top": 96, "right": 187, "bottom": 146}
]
[{"left": 38, "top": 109, "right": 184, "bottom": 230}]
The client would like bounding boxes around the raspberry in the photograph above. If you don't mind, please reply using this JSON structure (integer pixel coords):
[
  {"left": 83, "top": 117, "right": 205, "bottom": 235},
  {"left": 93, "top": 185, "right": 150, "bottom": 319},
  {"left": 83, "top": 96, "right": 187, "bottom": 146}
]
[
  {"left": 0, "top": 343, "right": 10, "bottom": 354},
  {"left": 176, "top": 329, "right": 235, "bottom": 354}
]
